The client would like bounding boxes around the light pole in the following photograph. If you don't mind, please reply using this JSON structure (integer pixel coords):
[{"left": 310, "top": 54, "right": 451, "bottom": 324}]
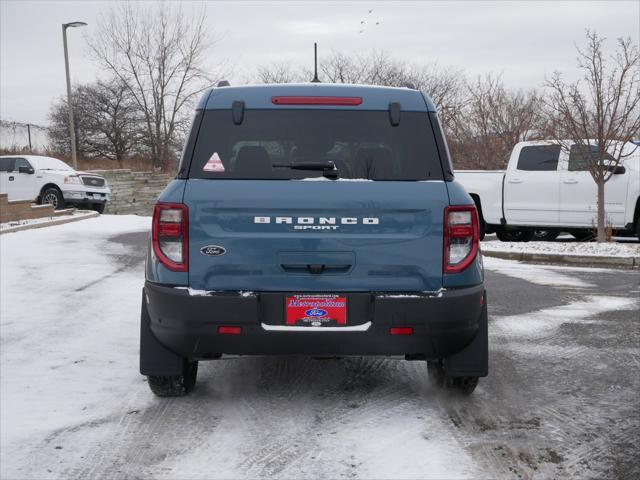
[{"left": 62, "top": 21, "right": 87, "bottom": 169}]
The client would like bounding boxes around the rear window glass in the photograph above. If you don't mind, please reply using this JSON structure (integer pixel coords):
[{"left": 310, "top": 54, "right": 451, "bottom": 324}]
[
  {"left": 188, "top": 110, "right": 443, "bottom": 180},
  {"left": 569, "top": 144, "right": 614, "bottom": 171},
  {"left": 516, "top": 145, "right": 560, "bottom": 171},
  {"left": 0, "top": 158, "right": 16, "bottom": 172}
]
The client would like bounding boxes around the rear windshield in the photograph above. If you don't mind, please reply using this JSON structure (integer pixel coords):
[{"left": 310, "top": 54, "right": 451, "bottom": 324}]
[{"left": 188, "top": 110, "right": 443, "bottom": 180}]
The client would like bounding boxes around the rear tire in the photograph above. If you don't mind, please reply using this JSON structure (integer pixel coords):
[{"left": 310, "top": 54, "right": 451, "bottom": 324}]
[
  {"left": 447, "top": 376, "right": 479, "bottom": 395},
  {"left": 147, "top": 361, "right": 198, "bottom": 397},
  {"left": 427, "top": 361, "right": 479, "bottom": 395},
  {"left": 533, "top": 230, "right": 559, "bottom": 241},
  {"left": 92, "top": 203, "right": 106, "bottom": 214},
  {"left": 40, "top": 187, "right": 65, "bottom": 210},
  {"left": 496, "top": 229, "right": 533, "bottom": 242},
  {"left": 569, "top": 229, "right": 594, "bottom": 242}
]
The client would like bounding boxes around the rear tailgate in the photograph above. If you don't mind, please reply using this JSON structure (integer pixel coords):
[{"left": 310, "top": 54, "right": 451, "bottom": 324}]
[{"left": 185, "top": 179, "right": 447, "bottom": 292}]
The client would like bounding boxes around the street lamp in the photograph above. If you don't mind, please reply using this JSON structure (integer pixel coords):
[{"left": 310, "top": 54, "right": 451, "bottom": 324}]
[{"left": 62, "top": 21, "right": 87, "bottom": 169}]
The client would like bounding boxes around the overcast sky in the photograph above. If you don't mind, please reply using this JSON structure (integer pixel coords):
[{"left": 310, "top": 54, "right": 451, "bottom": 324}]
[{"left": 1, "top": 0, "right": 638, "bottom": 125}]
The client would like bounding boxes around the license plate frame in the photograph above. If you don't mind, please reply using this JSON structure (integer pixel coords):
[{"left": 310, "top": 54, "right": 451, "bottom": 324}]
[{"left": 285, "top": 294, "right": 347, "bottom": 327}]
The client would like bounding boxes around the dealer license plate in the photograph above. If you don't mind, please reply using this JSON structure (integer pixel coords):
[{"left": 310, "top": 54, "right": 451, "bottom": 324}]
[{"left": 285, "top": 295, "right": 347, "bottom": 327}]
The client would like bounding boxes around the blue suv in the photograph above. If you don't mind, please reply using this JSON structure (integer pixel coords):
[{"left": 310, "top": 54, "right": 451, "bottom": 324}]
[{"left": 140, "top": 83, "right": 488, "bottom": 396}]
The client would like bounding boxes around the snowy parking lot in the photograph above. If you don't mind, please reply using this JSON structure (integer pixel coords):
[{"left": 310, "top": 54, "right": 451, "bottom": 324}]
[{"left": 1, "top": 215, "right": 639, "bottom": 479}]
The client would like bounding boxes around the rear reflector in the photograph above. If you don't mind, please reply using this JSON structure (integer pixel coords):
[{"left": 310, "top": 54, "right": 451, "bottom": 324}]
[
  {"left": 218, "top": 326, "right": 242, "bottom": 335},
  {"left": 390, "top": 327, "right": 413, "bottom": 335},
  {"left": 271, "top": 96, "right": 363, "bottom": 106}
]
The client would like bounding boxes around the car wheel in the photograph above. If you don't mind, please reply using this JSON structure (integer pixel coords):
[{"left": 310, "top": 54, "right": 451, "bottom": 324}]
[
  {"left": 496, "top": 229, "right": 533, "bottom": 242},
  {"left": 147, "top": 361, "right": 198, "bottom": 397},
  {"left": 92, "top": 203, "right": 106, "bottom": 214},
  {"left": 569, "top": 229, "right": 594, "bottom": 242},
  {"left": 636, "top": 217, "right": 640, "bottom": 241},
  {"left": 427, "top": 361, "right": 479, "bottom": 395},
  {"left": 40, "top": 187, "right": 65, "bottom": 210},
  {"left": 446, "top": 376, "right": 479, "bottom": 395},
  {"left": 533, "top": 230, "right": 559, "bottom": 241}
]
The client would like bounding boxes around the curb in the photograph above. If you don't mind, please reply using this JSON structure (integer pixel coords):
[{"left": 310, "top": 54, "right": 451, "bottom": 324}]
[
  {"left": 482, "top": 249, "right": 639, "bottom": 269},
  {"left": 0, "top": 211, "right": 100, "bottom": 235}
]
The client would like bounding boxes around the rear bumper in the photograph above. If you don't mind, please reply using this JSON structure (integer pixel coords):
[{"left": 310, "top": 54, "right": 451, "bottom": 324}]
[{"left": 143, "top": 281, "right": 486, "bottom": 361}]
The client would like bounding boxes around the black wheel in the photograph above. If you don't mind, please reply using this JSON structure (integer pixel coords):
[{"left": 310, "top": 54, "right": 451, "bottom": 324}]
[
  {"left": 147, "top": 361, "right": 198, "bottom": 397},
  {"left": 496, "top": 229, "right": 533, "bottom": 242},
  {"left": 569, "top": 229, "right": 594, "bottom": 242},
  {"left": 533, "top": 230, "right": 559, "bottom": 241},
  {"left": 447, "top": 377, "right": 479, "bottom": 395},
  {"left": 427, "top": 361, "right": 479, "bottom": 395},
  {"left": 636, "top": 217, "right": 640, "bottom": 241},
  {"left": 92, "top": 203, "right": 106, "bottom": 214},
  {"left": 40, "top": 187, "right": 65, "bottom": 210}
]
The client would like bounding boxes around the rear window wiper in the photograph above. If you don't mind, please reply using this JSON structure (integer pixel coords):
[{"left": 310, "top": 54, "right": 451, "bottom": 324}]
[{"left": 273, "top": 160, "right": 339, "bottom": 179}]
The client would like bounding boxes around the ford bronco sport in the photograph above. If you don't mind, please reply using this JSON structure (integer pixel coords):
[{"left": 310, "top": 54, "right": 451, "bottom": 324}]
[{"left": 140, "top": 84, "right": 488, "bottom": 397}]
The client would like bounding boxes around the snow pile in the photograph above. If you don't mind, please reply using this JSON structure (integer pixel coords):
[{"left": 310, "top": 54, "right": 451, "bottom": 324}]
[{"left": 482, "top": 239, "right": 640, "bottom": 258}]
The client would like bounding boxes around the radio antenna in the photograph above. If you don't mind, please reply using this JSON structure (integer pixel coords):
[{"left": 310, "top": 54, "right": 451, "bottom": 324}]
[{"left": 311, "top": 42, "right": 320, "bottom": 83}]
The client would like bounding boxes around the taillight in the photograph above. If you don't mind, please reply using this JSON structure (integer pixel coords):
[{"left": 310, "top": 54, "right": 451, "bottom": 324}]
[
  {"left": 444, "top": 205, "right": 479, "bottom": 274},
  {"left": 152, "top": 203, "right": 188, "bottom": 272}
]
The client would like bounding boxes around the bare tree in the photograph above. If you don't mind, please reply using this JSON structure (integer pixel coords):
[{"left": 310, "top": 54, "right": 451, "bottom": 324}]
[
  {"left": 48, "top": 81, "right": 141, "bottom": 166},
  {"left": 447, "top": 74, "right": 543, "bottom": 169},
  {"left": 545, "top": 31, "right": 640, "bottom": 242},
  {"left": 257, "top": 63, "right": 304, "bottom": 84},
  {"left": 88, "top": 3, "right": 217, "bottom": 170}
]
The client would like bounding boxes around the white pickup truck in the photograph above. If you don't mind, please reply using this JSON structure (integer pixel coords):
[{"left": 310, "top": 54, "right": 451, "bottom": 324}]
[
  {"left": 0, "top": 155, "right": 111, "bottom": 213},
  {"left": 456, "top": 141, "right": 640, "bottom": 241}
]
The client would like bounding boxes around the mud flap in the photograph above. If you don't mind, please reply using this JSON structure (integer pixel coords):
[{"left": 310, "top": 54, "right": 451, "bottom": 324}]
[
  {"left": 140, "top": 289, "right": 184, "bottom": 376},
  {"left": 443, "top": 290, "right": 488, "bottom": 377}
]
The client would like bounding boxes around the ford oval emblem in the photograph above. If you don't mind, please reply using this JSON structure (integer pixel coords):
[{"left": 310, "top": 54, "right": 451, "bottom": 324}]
[
  {"left": 306, "top": 308, "right": 327, "bottom": 317},
  {"left": 200, "top": 245, "right": 226, "bottom": 256}
]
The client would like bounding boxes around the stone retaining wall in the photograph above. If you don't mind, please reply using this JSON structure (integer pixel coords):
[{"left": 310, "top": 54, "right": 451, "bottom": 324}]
[{"left": 89, "top": 170, "right": 173, "bottom": 216}]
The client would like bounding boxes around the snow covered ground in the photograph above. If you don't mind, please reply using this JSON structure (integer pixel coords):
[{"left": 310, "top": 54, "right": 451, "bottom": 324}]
[
  {"left": 482, "top": 237, "right": 640, "bottom": 258},
  {"left": 1, "top": 215, "right": 639, "bottom": 479}
]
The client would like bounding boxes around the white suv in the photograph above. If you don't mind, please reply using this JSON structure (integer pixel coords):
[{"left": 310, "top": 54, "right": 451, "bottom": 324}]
[{"left": 0, "top": 155, "right": 111, "bottom": 213}]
